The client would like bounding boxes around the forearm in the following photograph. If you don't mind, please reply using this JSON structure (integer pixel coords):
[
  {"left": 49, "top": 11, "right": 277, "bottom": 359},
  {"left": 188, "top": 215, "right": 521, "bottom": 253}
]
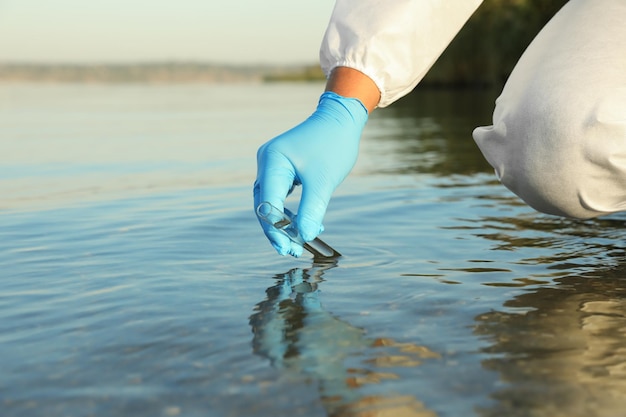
[{"left": 325, "top": 66, "right": 380, "bottom": 114}]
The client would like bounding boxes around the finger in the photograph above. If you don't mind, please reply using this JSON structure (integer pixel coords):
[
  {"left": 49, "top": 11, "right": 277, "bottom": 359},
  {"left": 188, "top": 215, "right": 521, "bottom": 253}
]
[
  {"left": 296, "top": 182, "right": 332, "bottom": 242},
  {"left": 255, "top": 149, "right": 296, "bottom": 212},
  {"left": 254, "top": 150, "right": 300, "bottom": 255},
  {"left": 254, "top": 179, "right": 292, "bottom": 255}
]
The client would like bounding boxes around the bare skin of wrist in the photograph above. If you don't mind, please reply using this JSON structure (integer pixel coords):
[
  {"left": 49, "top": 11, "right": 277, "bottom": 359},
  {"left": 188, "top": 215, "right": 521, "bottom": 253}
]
[{"left": 325, "top": 66, "right": 381, "bottom": 114}]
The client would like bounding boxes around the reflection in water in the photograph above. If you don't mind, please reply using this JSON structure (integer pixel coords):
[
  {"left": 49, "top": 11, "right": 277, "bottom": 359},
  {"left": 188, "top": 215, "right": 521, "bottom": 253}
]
[
  {"left": 249, "top": 261, "right": 440, "bottom": 417},
  {"left": 466, "top": 213, "right": 626, "bottom": 417},
  {"left": 475, "top": 269, "right": 626, "bottom": 417}
]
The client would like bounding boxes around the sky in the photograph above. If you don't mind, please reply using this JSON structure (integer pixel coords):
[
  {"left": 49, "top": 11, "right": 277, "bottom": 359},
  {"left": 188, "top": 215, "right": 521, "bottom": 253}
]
[{"left": 0, "top": 0, "right": 336, "bottom": 64}]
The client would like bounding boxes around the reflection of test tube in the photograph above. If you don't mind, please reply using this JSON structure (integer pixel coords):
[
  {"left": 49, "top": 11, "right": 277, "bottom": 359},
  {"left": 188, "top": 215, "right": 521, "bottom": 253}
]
[{"left": 256, "top": 202, "right": 341, "bottom": 259}]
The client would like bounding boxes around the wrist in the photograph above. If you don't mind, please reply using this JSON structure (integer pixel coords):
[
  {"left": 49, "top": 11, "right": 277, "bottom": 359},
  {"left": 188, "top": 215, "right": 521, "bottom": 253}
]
[
  {"left": 317, "top": 91, "right": 369, "bottom": 130},
  {"left": 325, "top": 66, "right": 381, "bottom": 113}
]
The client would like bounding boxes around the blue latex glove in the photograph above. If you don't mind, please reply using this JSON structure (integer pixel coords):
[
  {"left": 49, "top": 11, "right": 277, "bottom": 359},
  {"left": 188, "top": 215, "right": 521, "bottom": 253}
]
[{"left": 254, "top": 91, "right": 368, "bottom": 257}]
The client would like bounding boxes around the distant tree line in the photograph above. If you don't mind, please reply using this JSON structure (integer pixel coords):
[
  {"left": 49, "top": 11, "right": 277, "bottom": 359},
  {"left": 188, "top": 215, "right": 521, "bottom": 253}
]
[{"left": 0, "top": 62, "right": 290, "bottom": 83}]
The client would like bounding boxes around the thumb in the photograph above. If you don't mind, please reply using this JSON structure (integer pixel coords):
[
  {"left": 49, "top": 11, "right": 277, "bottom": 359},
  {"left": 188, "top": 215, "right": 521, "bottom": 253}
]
[{"left": 296, "top": 184, "right": 332, "bottom": 242}]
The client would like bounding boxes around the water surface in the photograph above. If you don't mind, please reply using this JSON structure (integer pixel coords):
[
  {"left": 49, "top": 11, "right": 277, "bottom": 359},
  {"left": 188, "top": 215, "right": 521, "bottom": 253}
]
[{"left": 2, "top": 83, "right": 625, "bottom": 417}]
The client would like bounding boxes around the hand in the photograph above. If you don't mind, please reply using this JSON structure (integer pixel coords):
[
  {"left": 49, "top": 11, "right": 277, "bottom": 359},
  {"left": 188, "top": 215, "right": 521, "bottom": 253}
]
[{"left": 254, "top": 91, "right": 368, "bottom": 256}]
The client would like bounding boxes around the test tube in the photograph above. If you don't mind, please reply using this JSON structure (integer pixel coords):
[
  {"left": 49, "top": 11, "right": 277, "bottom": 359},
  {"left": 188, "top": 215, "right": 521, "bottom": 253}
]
[{"left": 256, "top": 201, "right": 341, "bottom": 259}]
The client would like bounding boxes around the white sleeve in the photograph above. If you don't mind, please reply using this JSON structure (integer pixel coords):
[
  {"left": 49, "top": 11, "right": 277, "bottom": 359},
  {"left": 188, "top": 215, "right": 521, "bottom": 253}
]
[{"left": 320, "top": 0, "right": 483, "bottom": 108}]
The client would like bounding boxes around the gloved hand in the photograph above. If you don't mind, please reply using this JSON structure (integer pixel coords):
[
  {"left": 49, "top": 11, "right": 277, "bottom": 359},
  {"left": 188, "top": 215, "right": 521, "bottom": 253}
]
[{"left": 254, "top": 91, "right": 369, "bottom": 257}]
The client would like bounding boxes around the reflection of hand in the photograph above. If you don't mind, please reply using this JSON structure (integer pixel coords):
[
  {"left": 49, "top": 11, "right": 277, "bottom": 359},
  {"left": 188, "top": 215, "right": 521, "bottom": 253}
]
[
  {"left": 250, "top": 265, "right": 439, "bottom": 416},
  {"left": 254, "top": 92, "right": 368, "bottom": 256},
  {"left": 250, "top": 265, "right": 366, "bottom": 375}
]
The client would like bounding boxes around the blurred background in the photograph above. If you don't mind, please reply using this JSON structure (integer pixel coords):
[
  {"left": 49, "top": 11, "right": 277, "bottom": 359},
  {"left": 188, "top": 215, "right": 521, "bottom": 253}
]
[{"left": 0, "top": 0, "right": 568, "bottom": 86}]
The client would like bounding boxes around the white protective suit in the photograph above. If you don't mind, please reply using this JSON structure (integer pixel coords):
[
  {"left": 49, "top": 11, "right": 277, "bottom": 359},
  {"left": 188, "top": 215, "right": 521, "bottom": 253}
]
[{"left": 320, "top": 0, "right": 626, "bottom": 219}]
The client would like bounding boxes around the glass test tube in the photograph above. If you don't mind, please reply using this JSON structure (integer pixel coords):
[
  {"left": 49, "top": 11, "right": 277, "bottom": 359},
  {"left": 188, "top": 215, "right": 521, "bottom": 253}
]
[{"left": 256, "top": 201, "right": 341, "bottom": 259}]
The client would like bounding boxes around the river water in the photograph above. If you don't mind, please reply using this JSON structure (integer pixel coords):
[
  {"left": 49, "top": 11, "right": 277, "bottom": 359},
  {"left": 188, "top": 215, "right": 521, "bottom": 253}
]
[{"left": 1, "top": 82, "right": 625, "bottom": 417}]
